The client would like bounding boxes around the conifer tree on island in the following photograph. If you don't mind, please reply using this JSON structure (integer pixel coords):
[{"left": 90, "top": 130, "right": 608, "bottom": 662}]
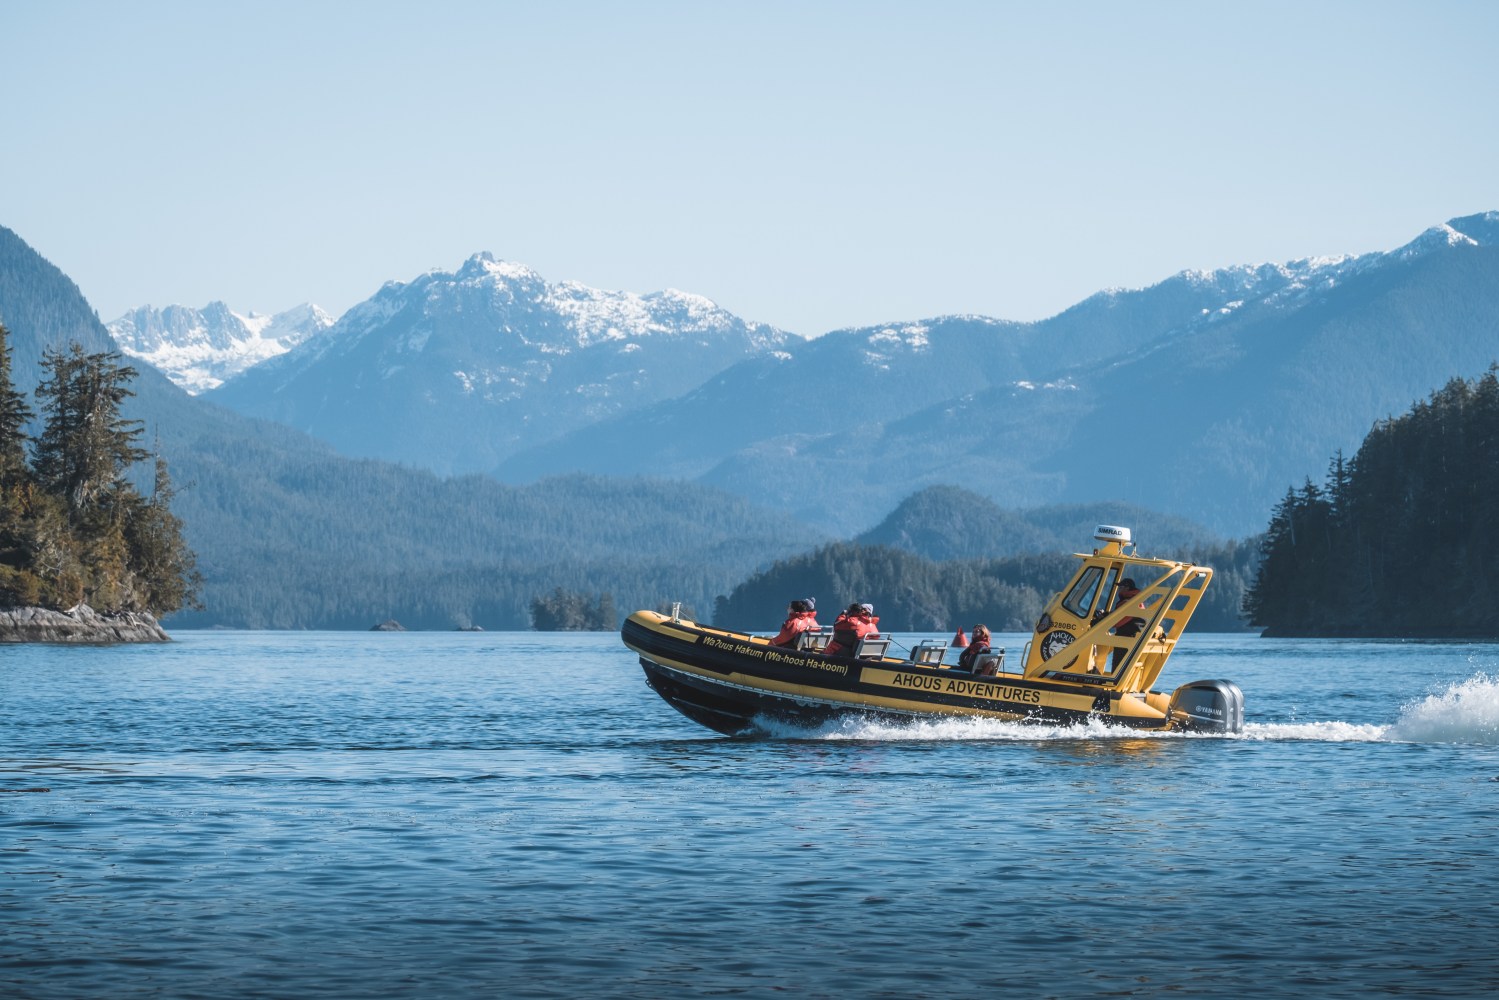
[
  {"left": 1245, "top": 364, "right": 1499, "bottom": 637},
  {"left": 0, "top": 322, "right": 37, "bottom": 601},
  {"left": 0, "top": 326, "right": 198, "bottom": 618}
]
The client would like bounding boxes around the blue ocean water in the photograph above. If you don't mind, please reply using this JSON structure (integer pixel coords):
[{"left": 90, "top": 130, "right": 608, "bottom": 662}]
[{"left": 2, "top": 630, "right": 1497, "bottom": 999}]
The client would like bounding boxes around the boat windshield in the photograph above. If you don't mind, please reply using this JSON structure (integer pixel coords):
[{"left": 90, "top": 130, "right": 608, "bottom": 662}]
[{"left": 1061, "top": 566, "right": 1104, "bottom": 618}]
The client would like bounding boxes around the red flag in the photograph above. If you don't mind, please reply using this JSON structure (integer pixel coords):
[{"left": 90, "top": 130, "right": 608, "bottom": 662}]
[{"left": 952, "top": 628, "right": 968, "bottom": 648}]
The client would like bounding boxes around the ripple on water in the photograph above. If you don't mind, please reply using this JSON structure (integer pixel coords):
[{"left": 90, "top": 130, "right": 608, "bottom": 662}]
[{"left": 2, "top": 632, "right": 1498, "bottom": 998}]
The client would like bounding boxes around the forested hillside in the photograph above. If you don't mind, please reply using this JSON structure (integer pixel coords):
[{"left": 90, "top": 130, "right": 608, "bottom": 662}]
[
  {"left": 714, "top": 536, "right": 1258, "bottom": 636},
  {"left": 856, "top": 486, "right": 1223, "bottom": 560},
  {"left": 1246, "top": 364, "right": 1499, "bottom": 636},
  {"left": 177, "top": 466, "right": 825, "bottom": 629}
]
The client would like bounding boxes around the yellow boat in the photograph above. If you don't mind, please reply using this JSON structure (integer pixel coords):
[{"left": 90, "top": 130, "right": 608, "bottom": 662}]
[{"left": 621, "top": 525, "right": 1244, "bottom": 735}]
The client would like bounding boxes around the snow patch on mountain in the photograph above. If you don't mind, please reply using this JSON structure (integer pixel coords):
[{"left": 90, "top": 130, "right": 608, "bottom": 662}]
[
  {"left": 860, "top": 323, "right": 936, "bottom": 369},
  {"left": 108, "top": 302, "right": 334, "bottom": 393},
  {"left": 1394, "top": 223, "right": 1481, "bottom": 261},
  {"left": 548, "top": 283, "right": 740, "bottom": 348},
  {"left": 1447, "top": 211, "right": 1499, "bottom": 245},
  {"left": 868, "top": 323, "right": 932, "bottom": 350},
  {"left": 1014, "top": 377, "right": 1079, "bottom": 392}
]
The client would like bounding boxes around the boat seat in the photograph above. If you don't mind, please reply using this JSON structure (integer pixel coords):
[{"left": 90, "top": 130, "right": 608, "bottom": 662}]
[
  {"left": 795, "top": 628, "right": 833, "bottom": 653},
  {"left": 970, "top": 652, "right": 1005, "bottom": 675},
  {"left": 910, "top": 640, "right": 947, "bottom": 666},
  {"left": 853, "top": 636, "right": 891, "bottom": 660}
]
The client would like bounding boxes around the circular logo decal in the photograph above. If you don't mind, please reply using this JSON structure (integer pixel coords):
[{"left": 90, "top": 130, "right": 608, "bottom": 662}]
[{"left": 1039, "top": 629, "right": 1074, "bottom": 661}]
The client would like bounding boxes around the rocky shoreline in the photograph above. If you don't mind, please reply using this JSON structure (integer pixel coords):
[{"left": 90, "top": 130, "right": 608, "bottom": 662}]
[{"left": 0, "top": 605, "right": 171, "bottom": 644}]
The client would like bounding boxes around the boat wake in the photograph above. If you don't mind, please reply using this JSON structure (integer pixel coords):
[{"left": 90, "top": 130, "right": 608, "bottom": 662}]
[
  {"left": 1383, "top": 672, "right": 1499, "bottom": 745},
  {"left": 761, "top": 714, "right": 1174, "bottom": 743},
  {"left": 753, "top": 674, "right": 1499, "bottom": 746}
]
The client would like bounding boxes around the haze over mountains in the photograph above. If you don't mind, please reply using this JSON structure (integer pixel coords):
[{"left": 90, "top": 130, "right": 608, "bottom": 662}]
[{"left": 117, "top": 211, "right": 1499, "bottom": 538}]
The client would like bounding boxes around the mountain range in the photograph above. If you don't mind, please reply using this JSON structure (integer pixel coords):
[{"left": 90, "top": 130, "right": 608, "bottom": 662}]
[
  {"left": 108, "top": 301, "right": 333, "bottom": 393},
  {"left": 0, "top": 226, "right": 825, "bottom": 628},
  {"left": 200, "top": 255, "right": 794, "bottom": 475},
  {"left": 123, "top": 211, "right": 1499, "bottom": 538},
  {"left": 16, "top": 210, "right": 1499, "bottom": 627},
  {"left": 496, "top": 215, "right": 1499, "bottom": 536}
]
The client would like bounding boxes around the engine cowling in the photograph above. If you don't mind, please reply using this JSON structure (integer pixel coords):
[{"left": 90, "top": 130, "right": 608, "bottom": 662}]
[{"left": 1166, "top": 679, "right": 1244, "bottom": 733}]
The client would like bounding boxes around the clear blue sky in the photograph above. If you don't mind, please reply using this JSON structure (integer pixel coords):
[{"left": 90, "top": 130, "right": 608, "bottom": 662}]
[{"left": 3, "top": 1, "right": 1497, "bottom": 336}]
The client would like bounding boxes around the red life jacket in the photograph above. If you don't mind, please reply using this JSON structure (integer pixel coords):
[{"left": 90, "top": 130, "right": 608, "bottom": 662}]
[
  {"left": 771, "top": 610, "right": 819, "bottom": 647},
  {"left": 1113, "top": 587, "right": 1143, "bottom": 635},
  {"left": 826, "top": 612, "right": 878, "bottom": 656}
]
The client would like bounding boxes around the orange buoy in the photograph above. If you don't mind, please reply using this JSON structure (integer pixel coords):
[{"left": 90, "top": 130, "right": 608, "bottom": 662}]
[{"left": 952, "top": 627, "right": 968, "bottom": 648}]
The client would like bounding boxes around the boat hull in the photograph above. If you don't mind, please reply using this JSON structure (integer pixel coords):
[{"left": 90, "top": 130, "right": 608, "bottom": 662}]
[{"left": 623, "top": 612, "right": 1180, "bottom": 736}]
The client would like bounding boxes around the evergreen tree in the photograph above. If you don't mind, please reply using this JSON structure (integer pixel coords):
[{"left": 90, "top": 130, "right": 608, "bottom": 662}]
[
  {"left": 0, "top": 343, "right": 197, "bottom": 614},
  {"left": 32, "top": 346, "right": 148, "bottom": 519},
  {"left": 1242, "top": 488, "right": 1299, "bottom": 629},
  {"left": 596, "top": 591, "right": 618, "bottom": 630},
  {"left": 123, "top": 454, "right": 202, "bottom": 613},
  {"left": 0, "top": 323, "right": 40, "bottom": 603},
  {"left": 0, "top": 322, "right": 31, "bottom": 485}
]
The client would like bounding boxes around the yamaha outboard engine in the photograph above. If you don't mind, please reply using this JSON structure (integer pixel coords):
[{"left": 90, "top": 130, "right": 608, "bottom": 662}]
[{"left": 1166, "top": 679, "right": 1245, "bottom": 733}]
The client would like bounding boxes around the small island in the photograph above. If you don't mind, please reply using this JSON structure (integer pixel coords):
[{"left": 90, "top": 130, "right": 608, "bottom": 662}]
[
  {"left": 1, "top": 328, "right": 197, "bottom": 643},
  {"left": 1245, "top": 367, "right": 1499, "bottom": 638}
]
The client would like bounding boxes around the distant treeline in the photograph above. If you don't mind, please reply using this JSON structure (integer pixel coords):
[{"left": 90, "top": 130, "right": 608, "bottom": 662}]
[
  {"left": 0, "top": 327, "right": 197, "bottom": 613},
  {"left": 159, "top": 446, "right": 823, "bottom": 629},
  {"left": 191, "top": 553, "right": 754, "bottom": 631},
  {"left": 1246, "top": 365, "right": 1499, "bottom": 636},
  {"left": 712, "top": 538, "right": 1258, "bottom": 635},
  {"left": 529, "top": 588, "right": 618, "bottom": 631}
]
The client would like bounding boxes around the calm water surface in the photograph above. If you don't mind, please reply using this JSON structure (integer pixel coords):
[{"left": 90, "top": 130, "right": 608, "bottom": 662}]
[{"left": 3, "top": 630, "right": 1498, "bottom": 998}]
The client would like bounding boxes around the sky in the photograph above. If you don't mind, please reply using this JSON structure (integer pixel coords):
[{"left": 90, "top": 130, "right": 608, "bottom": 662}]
[{"left": 3, "top": 0, "right": 1498, "bottom": 336}]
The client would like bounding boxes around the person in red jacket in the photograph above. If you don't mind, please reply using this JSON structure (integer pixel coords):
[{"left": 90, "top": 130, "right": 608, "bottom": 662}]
[
  {"left": 771, "top": 598, "right": 820, "bottom": 647},
  {"left": 958, "top": 624, "right": 993, "bottom": 673},
  {"left": 824, "top": 602, "right": 879, "bottom": 657}
]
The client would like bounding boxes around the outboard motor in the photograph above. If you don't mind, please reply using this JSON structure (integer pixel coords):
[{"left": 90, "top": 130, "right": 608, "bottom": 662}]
[{"left": 1166, "top": 679, "right": 1245, "bottom": 733}]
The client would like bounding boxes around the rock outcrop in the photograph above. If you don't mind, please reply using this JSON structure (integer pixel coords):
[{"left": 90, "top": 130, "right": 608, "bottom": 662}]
[{"left": 0, "top": 604, "right": 171, "bottom": 643}]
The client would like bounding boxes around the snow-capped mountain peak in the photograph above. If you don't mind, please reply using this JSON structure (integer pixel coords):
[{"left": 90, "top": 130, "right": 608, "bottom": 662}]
[
  {"left": 201, "top": 254, "right": 799, "bottom": 476},
  {"left": 452, "top": 252, "right": 544, "bottom": 286},
  {"left": 108, "top": 302, "right": 334, "bottom": 394},
  {"left": 378, "top": 254, "right": 779, "bottom": 352},
  {"left": 1395, "top": 222, "right": 1481, "bottom": 261}
]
